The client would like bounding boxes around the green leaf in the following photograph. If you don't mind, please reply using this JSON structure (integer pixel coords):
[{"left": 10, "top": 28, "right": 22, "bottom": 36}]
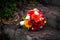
[{"left": 23, "top": 26, "right": 28, "bottom": 31}]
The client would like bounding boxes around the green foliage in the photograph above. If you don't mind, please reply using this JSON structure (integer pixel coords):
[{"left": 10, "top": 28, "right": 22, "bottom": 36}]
[
  {"left": 23, "top": 26, "right": 28, "bottom": 31},
  {"left": 0, "top": 0, "right": 36, "bottom": 19},
  {"left": 0, "top": 0, "right": 17, "bottom": 19}
]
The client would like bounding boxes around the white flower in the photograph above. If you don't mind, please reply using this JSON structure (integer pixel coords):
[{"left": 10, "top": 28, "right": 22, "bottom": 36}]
[
  {"left": 25, "top": 15, "right": 30, "bottom": 19},
  {"left": 33, "top": 8, "right": 39, "bottom": 15},
  {"left": 20, "top": 21, "right": 24, "bottom": 26},
  {"left": 32, "top": 28, "right": 34, "bottom": 30},
  {"left": 42, "top": 18, "right": 44, "bottom": 20},
  {"left": 40, "top": 26, "right": 43, "bottom": 28},
  {"left": 34, "top": 11, "right": 39, "bottom": 15},
  {"left": 33, "top": 8, "right": 39, "bottom": 11},
  {"left": 40, "top": 17, "right": 44, "bottom": 21}
]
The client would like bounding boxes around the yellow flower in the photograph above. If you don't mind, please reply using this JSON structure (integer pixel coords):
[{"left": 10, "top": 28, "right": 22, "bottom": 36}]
[
  {"left": 44, "top": 21, "right": 46, "bottom": 24},
  {"left": 44, "top": 20, "right": 47, "bottom": 25},
  {"left": 24, "top": 20, "right": 32, "bottom": 29}
]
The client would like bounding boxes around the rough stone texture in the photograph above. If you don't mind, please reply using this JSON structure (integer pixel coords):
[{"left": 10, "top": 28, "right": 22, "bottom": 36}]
[
  {"left": 1, "top": 25, "right": 60, "bottom": 40},
  {"left": 1, "top": 4, "right": 60, "bottom": 40},
  {"left": 52, "top": 0, "right": 60, "bottom": 6},
  {"left": 43, "top": 0, "right": 60, "bottom": 6},
  {"left": 2, "top": 25, "right": 17, "bottom": 40},
  {"left": 15, "top": 29, "right": 27, "bottom": 40}
]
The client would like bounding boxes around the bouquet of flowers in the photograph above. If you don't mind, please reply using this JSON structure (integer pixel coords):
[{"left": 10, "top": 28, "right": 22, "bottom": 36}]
[{"left": 20, "top": 8, "right": 46, "bottom": 31}]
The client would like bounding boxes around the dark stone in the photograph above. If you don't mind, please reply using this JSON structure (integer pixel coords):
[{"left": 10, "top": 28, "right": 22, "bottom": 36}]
[
  {"left": 42, "top": 0, "right": 60, "bottom": 6},
  {"left": 15, "top": 29, "right": 27, "bottom": 40},
  {"left": 1, "top": 24, "right": 60, "bottom": 40},
  {"left": 32, "top": 38, "right": 38, "bottom": 40},
  {"left": 3, "top": 25, "right": 17, "bottom": 40},
  {"left": 56, "top": 15, "right": 60, "bottom": 30}
]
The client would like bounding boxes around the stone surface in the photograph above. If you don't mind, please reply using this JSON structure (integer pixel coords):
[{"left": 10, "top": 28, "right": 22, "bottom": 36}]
[
  {"left": 1, "top": 25, "right": 60, "bottom": 40},
  {"left": 41, "top": 0, "right": 60, "bottom": 6},
  {"left": 1, "top": 4, "right": 60, "bottom": 40}
]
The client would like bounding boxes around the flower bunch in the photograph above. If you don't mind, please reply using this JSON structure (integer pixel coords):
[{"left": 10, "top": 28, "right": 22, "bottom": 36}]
[{"left": 20, "top": 8, "right": 46, "bottom": 31}]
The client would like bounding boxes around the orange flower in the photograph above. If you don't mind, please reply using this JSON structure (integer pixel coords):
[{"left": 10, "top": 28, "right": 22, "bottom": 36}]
[
  {"left": 31, "top": 14, "right": 41, "bottom": 23},
  {"left": 24, "top": 20, "right": 32, "bottom": 29}
]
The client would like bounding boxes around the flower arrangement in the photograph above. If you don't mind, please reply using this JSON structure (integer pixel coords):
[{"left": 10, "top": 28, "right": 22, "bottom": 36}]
[{"left": 20, "top": 8, "right": 46, "bottom": 31}]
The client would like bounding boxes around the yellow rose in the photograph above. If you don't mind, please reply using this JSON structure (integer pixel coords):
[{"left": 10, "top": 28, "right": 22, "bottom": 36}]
[{"left": 24, "top": 20, "right": 32, "bottom": 29}]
